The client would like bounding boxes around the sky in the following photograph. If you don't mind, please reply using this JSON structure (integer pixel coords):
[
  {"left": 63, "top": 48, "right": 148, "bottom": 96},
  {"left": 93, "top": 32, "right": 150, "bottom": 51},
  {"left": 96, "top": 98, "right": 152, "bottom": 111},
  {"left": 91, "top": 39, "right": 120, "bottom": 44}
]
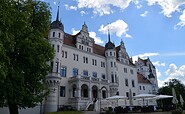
[{"left": 42, "top": 0, "right": 185, "bottom": 87}]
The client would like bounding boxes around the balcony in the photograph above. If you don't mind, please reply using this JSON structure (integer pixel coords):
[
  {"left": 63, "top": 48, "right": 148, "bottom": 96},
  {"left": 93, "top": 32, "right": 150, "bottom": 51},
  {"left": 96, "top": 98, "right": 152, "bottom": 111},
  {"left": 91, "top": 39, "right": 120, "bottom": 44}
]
[{"left": 68, "top": 75, "right": 108, "bottom": 84}]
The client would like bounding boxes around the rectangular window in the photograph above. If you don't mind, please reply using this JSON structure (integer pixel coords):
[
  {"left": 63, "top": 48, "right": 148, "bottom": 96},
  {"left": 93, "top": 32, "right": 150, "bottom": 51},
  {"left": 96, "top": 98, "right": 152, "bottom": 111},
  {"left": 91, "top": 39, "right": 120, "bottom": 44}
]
[
  {"left": 111, "top": 62, "right": 113, "bottom": 67},
  {"left": 76, "top": 55, "right": 78, "bottom": 61},
  {"left": 133, "top": 93, "right": 135, "bottom": 96},
  {"left": 92, "top": 59, "right": 94, "bottom": 65},
  {"left": 95, "top": 60, "right": 97, "bottom": 66},
  {"left": 56, "top": 61, "right": 59, "bottom": 73},
  {"left": 58, "top": 33, "right": 61, "bottom": 38},
  {"left": 52, "top": 44, "right": 54, "bottom": 49},
  {"left": 92, "top": 72, "right": 97, "bottom": 77},
  {"left": 73, "top": 68, "right": 78, "bottom": 77},
  {"left": 60, "top": 66, "right": 67, "bottom": 77},
  {"left": 124, "top": 68, "right": 127, "bottom": 73},
  {"left": 101, "top": 74, "right": 105, "bottom": 79},
  {"left": 110, "top": 52, "right": 112, "bottom": 56},
  {"left": 83, "top": 57, "right": 85, "bottom": 63},
  {"left": 83, "top": 70, "right": 88, "bottom": 76},
  {"left": 130, "top": 69, "right": 134, "bottom": 74},
  {"left": 79, "top": 45, "right": 81, "bottom": 49},
  {"left": 102, "top": 90, "right": 106, "bottom": 99},
  {"left": 73, "top": 54, "right": 75, "bottom": 60},
  {"left": 115, "top": 74, "right": 117, "bottom": 83},
  {"left": 60, "top": 86, "right": 65, "bottom": 97},
  {"left": 143, "top": 86, "right": 145, "bottom": 90},
  {"left": 86, "top": 57, "right": 88, "bottom": 63},
  {"left": 53, "top": 32, "right": 55, "bottom": 37},
  {"left": 65, "top": 51, "right": 67, "bottom": 58},
  {"left": 111, "top": 74, "right": 114, "bottom": 83},
  {"left": 50, "top": 61, "right": 53, "bottom": 72},
  {"left": 125, "top": 79, "right": 128, "bottom": 86},
  {"left": 114, "top": 62, "right": 116, "bottom": 67},
  {"left": 126, "top": 92, "right": 129, "bottom": 97},
  {"left": 62, "top": 50, "right": 64, "bottom": 57},
  {"left": 57, "top": 45, "right": 60, "bottom": 52},
  {"left": 103, "top": 62, "right": 105, "bottom": 67},
  {"left": 132, "top": 80, "right": 135, "bottom": 87},
  {"left": 140, "top": 86, "right": 142, "bottom": 90}
]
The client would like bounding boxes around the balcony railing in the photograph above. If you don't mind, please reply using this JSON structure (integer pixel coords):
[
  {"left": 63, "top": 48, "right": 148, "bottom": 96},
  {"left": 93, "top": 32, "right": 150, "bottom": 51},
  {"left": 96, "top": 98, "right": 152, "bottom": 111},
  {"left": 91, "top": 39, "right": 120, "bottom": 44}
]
[{"left": 68, "top": 75, "right": 108, "bottom": 84}]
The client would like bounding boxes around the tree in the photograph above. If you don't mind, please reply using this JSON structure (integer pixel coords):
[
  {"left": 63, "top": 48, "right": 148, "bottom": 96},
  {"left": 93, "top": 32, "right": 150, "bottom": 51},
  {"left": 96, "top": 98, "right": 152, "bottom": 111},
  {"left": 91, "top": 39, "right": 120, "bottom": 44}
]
[
  {"left": 0, "top": 0, "right": 54, "bottom": 114},
  {"left": 158, "top": 79, "right": 185, "bottom": 109}
]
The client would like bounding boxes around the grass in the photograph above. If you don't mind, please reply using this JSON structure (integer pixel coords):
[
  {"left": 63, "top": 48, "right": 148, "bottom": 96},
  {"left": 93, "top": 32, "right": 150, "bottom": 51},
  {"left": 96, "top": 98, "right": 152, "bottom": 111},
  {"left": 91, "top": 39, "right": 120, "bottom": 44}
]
[{"left": 46, "top": 111, "right": 83, "bottom": 114}]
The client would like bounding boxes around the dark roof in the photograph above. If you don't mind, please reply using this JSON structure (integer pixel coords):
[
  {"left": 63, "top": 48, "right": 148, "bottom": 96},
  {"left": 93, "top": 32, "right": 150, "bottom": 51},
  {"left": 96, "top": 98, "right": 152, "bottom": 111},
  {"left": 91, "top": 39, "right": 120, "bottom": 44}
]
[
  {"left": 50, "top": 20, "right": 64, "bottom": 31},
  {"left": 105, "top": 41, "right": 115, "bottom": 50},
  {"left": 50, "top": 6, "right": 64, "bottom": 31},
  {"left": 137, "top": 73, "right": 151, "bottom": 84},
  {"left": 93, "top": 44, "right": 105, "bottom": 56},
  {"left": 63, "top": 33, "right": 76, "bottom": 47},
  {"left": 63, "top": 33, "right": 105, "bottom": 56}
]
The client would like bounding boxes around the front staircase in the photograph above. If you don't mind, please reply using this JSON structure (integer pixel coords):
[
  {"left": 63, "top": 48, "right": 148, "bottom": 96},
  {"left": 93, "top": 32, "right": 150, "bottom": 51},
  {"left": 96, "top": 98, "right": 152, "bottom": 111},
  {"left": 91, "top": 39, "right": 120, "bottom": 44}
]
[{"left": 87, "top": 104, "right": 95, "bottom": 111}]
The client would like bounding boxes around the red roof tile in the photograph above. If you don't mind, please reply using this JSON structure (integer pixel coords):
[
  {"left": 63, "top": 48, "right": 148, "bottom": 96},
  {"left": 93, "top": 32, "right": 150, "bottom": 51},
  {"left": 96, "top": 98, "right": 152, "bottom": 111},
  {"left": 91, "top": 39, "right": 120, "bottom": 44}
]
[{"left": 137, "top": 73, "right": 151, "bottom": 84}]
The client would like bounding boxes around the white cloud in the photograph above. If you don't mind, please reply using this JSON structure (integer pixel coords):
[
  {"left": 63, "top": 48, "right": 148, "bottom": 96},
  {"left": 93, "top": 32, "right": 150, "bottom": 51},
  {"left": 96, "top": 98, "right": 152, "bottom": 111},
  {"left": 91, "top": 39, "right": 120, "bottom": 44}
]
[
  {"left": 65, "top": 4, "right": 77, "bottom": 11},
  {"left": 162, "top": 64, "right": 185, "bottom": 85},
  {"left": 80, "top": 11, "right": 87, "bottom": 16},
  {"left": 140, "top": 11, "right": 148, "bottom": 17},
  {"left": 76, "top": 0, "right": 133, "bottom": 16},
  {"left": 132, "top": 52, "right": 159, "bottom": 62},
  {"left": 98, "top": 19, "right": 131, "bottom": 38},
  {"left": 157, "top": 79, "right": 165, "bottom": 88},
  {"left": 71, "top": 28, "right": 80, "bottom": 35},
  {"left": 156, "top": 68, "right": 161, "bottom": 78},
  {"left": 152, "top": 61, "right": 165, "bottom": 67},
  {"left": 71, "top": 28, "right": 104, "bottom": 44},
  {"left": 175, "top": 9, "right": 185, "bottom": 28},
  {"left": 146, "top": 0, "right": 185, "bottom": 17},
  {"left": 53, "top": 2, "right": 57, "bottom": 5},
  {"left": 136, "top": 5, "right": 142, "bottom": 9},
  {"left": 89, "top": 32, "right": 104, "bottom": 44}
]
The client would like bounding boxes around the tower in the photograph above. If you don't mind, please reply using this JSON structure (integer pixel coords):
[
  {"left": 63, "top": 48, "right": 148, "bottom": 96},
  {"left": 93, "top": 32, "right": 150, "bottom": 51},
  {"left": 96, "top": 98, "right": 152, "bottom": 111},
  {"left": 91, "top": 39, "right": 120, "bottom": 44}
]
[
  {"left": 105, "top": 30, "right": 118, "bottom": 96},
  {"left": 44, "top": 6, "right": 64, "bottom": 113}
]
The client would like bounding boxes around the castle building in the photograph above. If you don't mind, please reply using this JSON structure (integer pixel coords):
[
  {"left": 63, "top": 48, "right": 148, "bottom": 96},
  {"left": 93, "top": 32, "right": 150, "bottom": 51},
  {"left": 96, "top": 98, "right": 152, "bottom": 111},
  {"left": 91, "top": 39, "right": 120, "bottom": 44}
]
[
  {"left": 0, "top": 4, "right": 161, "bottom": 114},
  {"left": 43, "top": 7, "right": 159, "bottom": 113}
]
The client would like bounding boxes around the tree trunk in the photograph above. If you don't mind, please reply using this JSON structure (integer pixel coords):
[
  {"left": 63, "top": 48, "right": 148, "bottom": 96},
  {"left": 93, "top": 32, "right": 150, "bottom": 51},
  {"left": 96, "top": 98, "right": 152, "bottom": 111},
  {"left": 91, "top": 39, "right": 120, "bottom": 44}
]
[{"left": 8, "top": 103, "right": 19, "bottom": 114}]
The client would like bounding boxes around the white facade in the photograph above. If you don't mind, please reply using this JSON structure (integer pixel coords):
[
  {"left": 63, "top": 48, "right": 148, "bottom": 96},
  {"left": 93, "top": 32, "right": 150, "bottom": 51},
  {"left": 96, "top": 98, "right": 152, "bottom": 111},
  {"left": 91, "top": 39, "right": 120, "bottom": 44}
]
[{"left": 0, "top": 8, "right": 159, "bottom": 114}]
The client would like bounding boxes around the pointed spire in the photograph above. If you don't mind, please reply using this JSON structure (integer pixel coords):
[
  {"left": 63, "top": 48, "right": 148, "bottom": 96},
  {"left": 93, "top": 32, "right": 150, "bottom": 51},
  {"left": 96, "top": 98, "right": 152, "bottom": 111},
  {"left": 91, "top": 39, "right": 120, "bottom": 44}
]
[
  {"left": 56, "top": 5, "right": 59, "bottom": 21},
  {"left": 108, "top": 28, "right": 110, "bottom": 42}
]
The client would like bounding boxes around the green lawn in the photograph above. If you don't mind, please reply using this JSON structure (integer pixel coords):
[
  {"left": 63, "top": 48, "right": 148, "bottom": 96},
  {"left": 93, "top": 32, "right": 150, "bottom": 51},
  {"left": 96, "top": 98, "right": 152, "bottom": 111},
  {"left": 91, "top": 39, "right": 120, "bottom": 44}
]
[{"left": 46, "top": 111, "right": 83, "bottom": 114}]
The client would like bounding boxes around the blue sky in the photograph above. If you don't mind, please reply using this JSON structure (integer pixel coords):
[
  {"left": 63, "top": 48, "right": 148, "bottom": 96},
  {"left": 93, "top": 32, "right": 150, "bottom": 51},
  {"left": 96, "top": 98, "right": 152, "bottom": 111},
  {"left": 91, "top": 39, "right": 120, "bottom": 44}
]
[{"left": 42, "top": 0, "right": 185, "bottom": 87}]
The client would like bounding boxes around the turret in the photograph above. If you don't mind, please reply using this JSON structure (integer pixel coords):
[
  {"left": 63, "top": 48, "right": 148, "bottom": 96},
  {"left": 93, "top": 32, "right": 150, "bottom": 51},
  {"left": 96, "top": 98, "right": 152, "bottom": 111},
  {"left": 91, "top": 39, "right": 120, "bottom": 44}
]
[
  {"left": 45, "top": 6, "right": 63, "bottom": 113},
  {"left": 105, "top": 30, "right": 118, "bottom": 96}
]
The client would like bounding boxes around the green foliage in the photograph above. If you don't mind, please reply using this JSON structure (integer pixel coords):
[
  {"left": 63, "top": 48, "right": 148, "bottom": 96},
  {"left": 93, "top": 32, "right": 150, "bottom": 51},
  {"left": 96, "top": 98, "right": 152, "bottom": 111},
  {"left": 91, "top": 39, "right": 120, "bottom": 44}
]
[
  {"left": 158, "top": 79, "right": 185, "bottom": 109},
  {"left": 171, "top": 108, "right": 183, "bottom": 114},
  {"left": 0, "top": 0, "right": 53, "bottom": 113}
]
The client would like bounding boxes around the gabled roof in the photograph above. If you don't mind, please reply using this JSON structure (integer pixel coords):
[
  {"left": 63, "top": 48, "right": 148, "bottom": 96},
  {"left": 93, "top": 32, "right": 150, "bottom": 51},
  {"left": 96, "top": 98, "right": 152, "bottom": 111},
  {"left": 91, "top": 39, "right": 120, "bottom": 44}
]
[
  {"left": 93, "top": 44, "right": 105, "bottom": 56},
  {"left": 63, "top": 33, "right": 76, "bottom": 47},
  {"left": 137, "top": 73, "right": 151, "bottom": 84}
]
